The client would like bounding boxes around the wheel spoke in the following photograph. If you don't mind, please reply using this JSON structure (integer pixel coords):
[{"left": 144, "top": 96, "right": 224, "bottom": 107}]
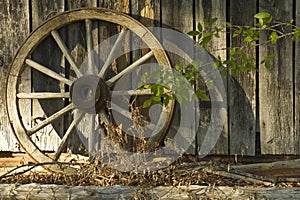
[
  {"left": 98, "top": 110, "right": 110, "bottom": 125},
  {"left": 112, "top": 89, "right": 152, "bottom": 96},
  {"left": 27, "top": 103, "right": 74, "bottom": 136},
  {"left": 54, "top": 111, "right": 85, "bottom": 161},
  {"left": 85, "top": 19, "right": 94, "bottom": 75},
  {"left": 25, "top": 59, "right": 72, "bottom": 85},
  {"left": 51, "top": 30, "right": 83, "bottom": 77},
  {"left": 106, "top": 51, "right": 154, "bottom": 86},
  {"left": 17, "top": 92, "right": 70, "bottom": 99},
  {"left": 98, "top": 27, "right": 126, "bottom": 78},
  {"left": 87, "top": 114, "right": 96, "bottom": 152}
]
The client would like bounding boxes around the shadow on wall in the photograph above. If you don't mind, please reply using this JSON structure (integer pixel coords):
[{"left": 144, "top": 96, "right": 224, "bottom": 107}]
[{"left": 29, "top": 13, "right": 255, "bottom": 155}]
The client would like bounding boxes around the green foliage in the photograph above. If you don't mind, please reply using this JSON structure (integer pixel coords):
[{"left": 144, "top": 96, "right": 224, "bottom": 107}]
[
  {"left": 190, "top": 11, "right": 300, "bottom": 75},
  {"left": 141, "top": 12, "right": 300, "bottom": 107},
  {"left": 254, "top": 12, "right": 272, "bottom": 27},
  {"left": 138, "top": 63, "right": 209, "bottom": 108}
]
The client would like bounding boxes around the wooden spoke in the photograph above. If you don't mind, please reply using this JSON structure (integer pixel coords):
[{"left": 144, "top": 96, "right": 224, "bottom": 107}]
[
  {"left": 54, "top": 111, "right": 85, "bottom": 161},
  {"left": 98, "top": 27, "right": 126, "bottom": 78},
  {"left": 98, "top": 110, "right": 110, "bottom": 125},
  {"left": 25, "top": 59, "right": 72, "bottom": 85},
  {"left": 112, "top": 89, "right": 152, "bottom": 96},
  {"left": 17, "top": 92, "right": 70, "bottom": 99},
  {"left": 51, "top": 30, "right": 83, "bottom": 77},
  {"left": 106, "top": 51, "right": 154, "bottom": 86},
  {"left": 85, "top": 19, "right": 94, "bottom": 75},
  {"left": 6, "top": 8, "right": 173, "bottom": 170},
  {"left": 27, "top": 103, "right": 73, "bottom": 136},
  {"left": 87, "top": 114, "right": 96, "bottom": 152}
]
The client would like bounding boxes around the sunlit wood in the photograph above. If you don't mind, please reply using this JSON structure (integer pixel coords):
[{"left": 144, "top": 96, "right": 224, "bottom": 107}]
[
  {"left": 112, "top": 89, "right": 152, "bottom": 96},
  {"left": 85, "top": 19, "right": 94, "bottom": 75},
  {"left": 98, "top": 27, "right": 126, "bottom": 78},
  {"left": 51, "top": 30, "right": 83, "bottom": 77},
  {"left": 25, "top": 59, "right": 72, "bottom": 85},
  {"left": 54, "top": 111, "right": 84, "bottom": 161},
  {"left": 17, "top": 92, "right": 70, "bottom": 99},
  {"left": 106, "top": 51, "right": 154, "bottom": 86},
  {"left": 27, "top": 103, "right": 73, "bottom": 136}
]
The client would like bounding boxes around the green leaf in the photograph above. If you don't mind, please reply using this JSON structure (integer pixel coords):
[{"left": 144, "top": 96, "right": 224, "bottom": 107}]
[
  {"left": 260, "top": 55, "right": 275, "bottom": 69},
  {"left": 226, "top": 22, "right": 232, "bottom": 27},
  {"left": 254, "top": 12, "right": 272, "bottom": 25},
  {"left": 292, "top": 28, "right": 300, "bottom": 41},
  {"left": 254, "top": 12, "right": 271, "bottom": 20},
  {"left": 270, "top": 31, "right": 278, "bottom": 44},
  {"left": 197, "top": 33, "right": 203, "bottom": 40},
  {"left": 200, "top": 35, "right": 212, "bottom": 47},
  {"left": 152, "top": 96, "right": 161, "bottom": 102},
  {"left": 187, "top": 30, "right": 199, "bottom": 37},
  {"left": 209, "top": 18, "right": 218, "bottom": 26},
  {"left": 233, "top": 27, "right": 243, "bottom": 37},
  {"left": 196, "top": 90, "right": 210, "bottom": 101},
  {"left": 244, "top": 36, "right": 253, "bottom": 42},
  {"left": 204, "top": 18, "right": 209, "bottom": 26},
  {"left": 197, "top": 23, "right": 203, "bottom": 32},
  {"left": 230, "top": 47, "right": 236, "bottom": 56},
  {"left": 143, "top": 99, "right": 152, "bottom": 108}
]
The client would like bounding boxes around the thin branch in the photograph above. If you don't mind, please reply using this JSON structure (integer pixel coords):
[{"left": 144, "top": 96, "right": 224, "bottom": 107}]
[{"left": 0, "top": 161, "right": 82, "bottom": 180}]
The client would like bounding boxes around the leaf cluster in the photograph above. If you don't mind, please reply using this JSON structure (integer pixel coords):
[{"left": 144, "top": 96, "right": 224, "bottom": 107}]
[{"left": 141, "top": 12, "right": 300, "bottom": 107}]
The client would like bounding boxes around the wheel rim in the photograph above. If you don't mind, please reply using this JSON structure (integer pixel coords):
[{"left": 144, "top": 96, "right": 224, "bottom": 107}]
[{"left": 6, "top": 8, "right": 174, "bottom": 172}]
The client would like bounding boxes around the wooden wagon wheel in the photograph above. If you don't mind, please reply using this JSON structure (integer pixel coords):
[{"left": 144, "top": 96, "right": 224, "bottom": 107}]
[{"left": 6, "top": 8, "right": 174, "bottom": 172}]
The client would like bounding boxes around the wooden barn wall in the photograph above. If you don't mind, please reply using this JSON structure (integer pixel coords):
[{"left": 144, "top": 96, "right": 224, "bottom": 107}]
[{"left": 0, "top": 0, "right": 300, "bottom": 156}]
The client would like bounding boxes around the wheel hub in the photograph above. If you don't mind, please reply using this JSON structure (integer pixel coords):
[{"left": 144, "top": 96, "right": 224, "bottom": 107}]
[{"left": 70, "top": 75, "right": 110, "bottom": 113}]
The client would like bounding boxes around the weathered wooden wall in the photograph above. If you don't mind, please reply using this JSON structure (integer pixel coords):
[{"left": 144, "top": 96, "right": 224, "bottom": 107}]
[{"left": 1, "top": 0, "right": 300, "bottom": 156}]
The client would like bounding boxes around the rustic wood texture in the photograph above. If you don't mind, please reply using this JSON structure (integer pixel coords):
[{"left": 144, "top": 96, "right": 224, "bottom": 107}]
[
  {"left": 195, "top": 0, "right": 228, "bottom": 155},
  {"left": 65, "top": 0, "right": 98, "bottom": 154},
  {"left": 6, "top": 7, "right": 173, "bottom": 169},
  {"left": 0, "top": 0, "right": 30, "bottom": 151},
  {"left": 229, "top": 0, "right": 256, "bottom": 156},
  {"left": 130, "top": 0, "right": 160, "bottom": 150},
  {"left": 1, "top": 183, "right": 300, "bottom": 199},
  {"left": 259, "top": 0, "right": 294, "bottom": 154},
  {"left": 31, "top": 0, "right": 65, "bottom": 151},
  {"left": 161, "top": 0, "right": 195, "bottom": 154},
  {"left": 1, "top": 0, "right": 300, "bottom": 157},
  {"left": 296, "top": 0, "right": 300, "bottom": 156}
]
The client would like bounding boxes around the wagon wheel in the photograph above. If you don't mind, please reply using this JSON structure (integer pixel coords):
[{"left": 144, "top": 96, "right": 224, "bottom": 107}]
[{"left": 6, "top": 8, "right": 174, "bottom": 172}]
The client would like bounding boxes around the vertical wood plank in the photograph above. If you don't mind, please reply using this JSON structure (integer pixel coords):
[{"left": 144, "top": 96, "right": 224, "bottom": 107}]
[
  {"left": 130, "top": 0, "right": 161, "bottom": 151},
  {"left": 259, "top": 0, "right": 294, "bottom": 154},
  {"left": 65, "top": 0, "right": 98, "bottom": 153},
  {"left": 0, "top": 0, "right": 30, "bottom": 151},
  {"left": 295, "top": 0, "right": 300, "bottom": 155},
  {"left": 31, "top": 0, "right": 65, "bottom": 151},
  {"left": 161, "top": 0, "right": 195, "bottom": 154},
  {"left": 99, "top": 0, "right": 130, "bottom": 13},
  {"left": 229, "top": 0, "right": 256, "bottom": 156},
  {"left": 195, "top": 0, "right": 228, "bottom": 155},
  {"left": 131, "top": 0, "right": 160, "bottom": 27}
]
